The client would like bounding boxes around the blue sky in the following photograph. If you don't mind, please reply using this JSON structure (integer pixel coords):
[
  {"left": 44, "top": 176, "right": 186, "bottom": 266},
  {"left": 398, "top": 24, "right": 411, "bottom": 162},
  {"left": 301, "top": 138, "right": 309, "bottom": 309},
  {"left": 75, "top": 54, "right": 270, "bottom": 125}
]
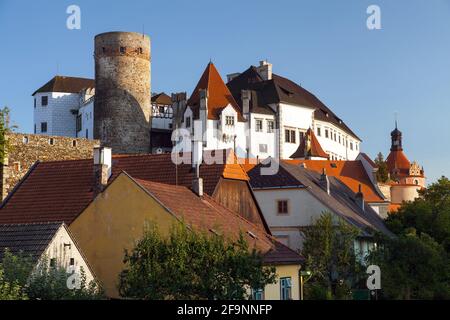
[{"left": 1, "top": 0, "right": 449, "bottom": 183}]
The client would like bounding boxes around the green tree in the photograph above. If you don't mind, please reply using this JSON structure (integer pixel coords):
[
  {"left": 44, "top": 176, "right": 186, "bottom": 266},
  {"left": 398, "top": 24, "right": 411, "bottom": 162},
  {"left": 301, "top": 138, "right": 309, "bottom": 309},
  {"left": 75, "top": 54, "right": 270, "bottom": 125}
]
[
  {"left": 301, "top": 212, "right": 362, "bottom": 300},
  {"left": 0, "top": 268, "right": 27, "bottom": 300},
  {"left": 386, "top": 176, "right": 450, "bottom": 252},
  {"left": 374, "top": 152, "right": 389, "bottom": 183},
  {"left": 118, "top": 222, "right": 276, "bottom": 300},
  {"left": 368, "top": 231, "right": 450, "bottom": 299},
  {"left": 0, "top": 250, "right": 103, "bottom": 300}
]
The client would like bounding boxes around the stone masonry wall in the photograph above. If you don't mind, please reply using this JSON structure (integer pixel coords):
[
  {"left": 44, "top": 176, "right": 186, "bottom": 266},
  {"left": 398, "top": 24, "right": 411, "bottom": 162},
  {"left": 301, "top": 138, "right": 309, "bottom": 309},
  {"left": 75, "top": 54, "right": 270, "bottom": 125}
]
[{"left": 0, "top": 133, "right": 99, "bottom": 200}]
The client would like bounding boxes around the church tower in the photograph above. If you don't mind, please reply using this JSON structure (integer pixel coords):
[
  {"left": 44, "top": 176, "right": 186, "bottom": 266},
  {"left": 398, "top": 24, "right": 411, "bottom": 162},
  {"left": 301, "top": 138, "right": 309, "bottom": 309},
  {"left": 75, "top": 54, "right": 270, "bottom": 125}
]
[{"left": 390, "top": 121, "right": 403, "bottom": 152}]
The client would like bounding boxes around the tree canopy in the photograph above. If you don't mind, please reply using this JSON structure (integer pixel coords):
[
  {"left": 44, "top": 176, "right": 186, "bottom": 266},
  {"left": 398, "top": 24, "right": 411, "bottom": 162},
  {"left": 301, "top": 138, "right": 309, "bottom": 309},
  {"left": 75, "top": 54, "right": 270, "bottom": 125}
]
[{"left": 118, "top": 222, "right": 276, "bottom": 300}]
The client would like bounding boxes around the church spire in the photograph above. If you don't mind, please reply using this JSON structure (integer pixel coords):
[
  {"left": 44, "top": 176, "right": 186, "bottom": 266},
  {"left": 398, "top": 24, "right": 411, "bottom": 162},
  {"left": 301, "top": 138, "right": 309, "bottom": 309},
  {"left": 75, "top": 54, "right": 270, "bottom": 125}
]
[{"left": 390, "top": 120, "right": 403, "bottom": 152}]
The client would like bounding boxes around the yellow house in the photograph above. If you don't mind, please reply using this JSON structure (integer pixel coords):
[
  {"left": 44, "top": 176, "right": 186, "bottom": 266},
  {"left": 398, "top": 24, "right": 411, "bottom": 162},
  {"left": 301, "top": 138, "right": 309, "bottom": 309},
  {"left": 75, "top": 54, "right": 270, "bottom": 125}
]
[{"left": 70, "top": 172, "right": 302, "bottom": 299}]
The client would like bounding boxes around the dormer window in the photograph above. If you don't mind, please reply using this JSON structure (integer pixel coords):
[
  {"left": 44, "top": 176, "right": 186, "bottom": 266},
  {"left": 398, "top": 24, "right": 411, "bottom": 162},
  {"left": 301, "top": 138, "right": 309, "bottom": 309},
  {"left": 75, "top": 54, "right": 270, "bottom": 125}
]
[{"left": 225, "top": 116, "right": 235, "bottom": 126}]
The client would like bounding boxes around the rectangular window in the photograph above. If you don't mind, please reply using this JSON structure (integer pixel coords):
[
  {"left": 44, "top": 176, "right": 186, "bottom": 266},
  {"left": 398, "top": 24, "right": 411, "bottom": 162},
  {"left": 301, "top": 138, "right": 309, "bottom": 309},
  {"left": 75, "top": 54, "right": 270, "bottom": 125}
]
[
  {"left": 350, "top": 142, "right": 354, "bottom": 150},
  {"left": 158, "top": 106, "right": 165, "bottom": 114},
  {"left": 70, "top": 258, "right": 75, "bottom": 266},
  {"left": 34, "top": 124, "right": 36, "bottom": 134},
  {"left": 259, "top": 144, "right": 268, "bottom": 153},
  {"left": 40, "top": 122, "right": 47, "bottom": 133},
  {"left": 34, "top": 98, "right": 36, "bottom": 108},
  {"left": 280, "top": 277, "right": 292, "bottom": 300},
  {"left": 225, "top": 116, "right": 235, "bottom": 126},
  {"left": 76, "top": 115, "right": 82, "bottom": 132},
  {"left": 299, "top": 131, "right": 306, "bottom": 145},
  {"left": 50, "top": 258, "right": 56, "bottom": 268},
  {"left": 285, "top": 129, "right": 296, "bottom": 143},
  {"left": 251, "top": 289, "right": 264, "bottom": 300},
  {"left": 277, "top": 200, "right": 289, "bottom": 215},
  {"left": 325, "top": 129, "right": 329, "bottom": 139},
  {"left": 185, "top": 117, "right": 191, "bottom": 128},
  {"left": 41, "top": 96, "right": 48, "bottom": 106},
  {"left": 255, "top": 119, "right": 263, "bottom": 132},
  {"left": 267, "top": 120, "right": 274, "bottom": 133},
  {"left": 120, "top": 46, "right": 126, "bottom": 54},
  {"left": 86, "top": 129, "right": 89, "bottom": 139},
  {"left": 317, "top": 127, "right": 321, "bottom": 137}
]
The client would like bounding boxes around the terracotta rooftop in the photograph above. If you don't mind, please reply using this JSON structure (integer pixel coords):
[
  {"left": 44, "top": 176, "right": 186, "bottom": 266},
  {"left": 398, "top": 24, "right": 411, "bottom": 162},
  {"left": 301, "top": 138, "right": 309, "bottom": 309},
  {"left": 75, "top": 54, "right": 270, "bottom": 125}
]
[
  {"left": 151, "top": 92, "right": 172, "bottom": 105},
  {"left": 386, "top": 150, "right": 411, "bottom": 177},
  {"left": 290, "top": 128, "right": 329, "bottom": 159},
  {"left": 32, "top": 76, "right": 95, "bottom": 96},
  {"left": 0, "top": 150, "right": 251, "bottom": 225},
  {"left": 131, "top": 177, "right": 303, "bottom": 265},
  {"left": 187, "top": 62, "right": 244, "bottom": 121}
]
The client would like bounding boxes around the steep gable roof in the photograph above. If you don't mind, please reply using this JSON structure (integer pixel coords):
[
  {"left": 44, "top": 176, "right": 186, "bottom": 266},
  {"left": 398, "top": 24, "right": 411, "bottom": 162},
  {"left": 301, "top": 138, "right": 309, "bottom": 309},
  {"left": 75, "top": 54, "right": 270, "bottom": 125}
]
[
  {"left": 130, "top": 177, "right": 303, "bottom": 265},
  {"left": 187, "top": 63, "right": 244, "bottom": 121},
  {"left": 290, "top": 128, "right": 329, "bottom": 159},
  {"left": 0, "top": 222, "right": 62, "bottom": 262},
  {"left": 386, "top": 150, "right": 411, "bottom": 177},
  {"left": 32, "top": 76, "right": 95, "bottom": 96},
  {"left": 0, "top": 150, "right": 250, "bottom": 225}
]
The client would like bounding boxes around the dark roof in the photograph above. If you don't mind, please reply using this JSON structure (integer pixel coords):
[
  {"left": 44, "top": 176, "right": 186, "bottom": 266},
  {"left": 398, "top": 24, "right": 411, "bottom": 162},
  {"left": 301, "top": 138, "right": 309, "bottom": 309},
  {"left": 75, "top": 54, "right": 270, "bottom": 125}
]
[
  {"left": 0, "top": 150, "right": 254, "bottom": 226},
  {"left": 227, "top": 66, "right": 360, "bottom": 140},
  {"left": 151, "top": 92, "right": 172, "bottom": 105},
  {"left": 32, "top": 76, "right": 95, "bottom": 96},
  {"left": 247, "top": 161, "right": 392, "bottom": 237},
  {"left": 132, "top": 177, "right": 303, "bottom": 265},
  {"left": 0, "top": 222, "right": 62, "bottom": 262}
]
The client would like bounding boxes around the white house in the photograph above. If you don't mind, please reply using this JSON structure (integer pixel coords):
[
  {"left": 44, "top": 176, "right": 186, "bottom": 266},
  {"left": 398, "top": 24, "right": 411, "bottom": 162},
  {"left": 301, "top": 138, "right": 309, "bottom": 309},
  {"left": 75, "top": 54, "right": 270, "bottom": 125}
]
[
  {"left": 245, "top": 160, "right": 393, "bottom": 261},
  {"left": 0, "top": 222, "right": 97, "bottom": 285}
]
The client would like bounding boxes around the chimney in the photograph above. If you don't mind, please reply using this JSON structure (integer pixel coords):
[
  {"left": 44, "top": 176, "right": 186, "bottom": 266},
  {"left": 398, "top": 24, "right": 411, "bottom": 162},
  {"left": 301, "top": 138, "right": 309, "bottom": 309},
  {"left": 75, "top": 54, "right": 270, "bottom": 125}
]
[
  {"left": 191, "top": 119, "right": 204, "bottom": 197},
  {"left": 241, "top": 90, "right": 251, "bottom": 120},
  {"left": 93, "top": 146, "right": 112, "bottom": 195},
  {"left": 256, "top": 60, "right": 273, "bottom": 81},
  {"left": 320, "top": 168, "right": 330, "bottom": 195},
  {"left": 355, "top": 184, "right": 365, "bottom": 211},
  {"left": 171, "top": 92, "right": 187, "bottom": 129},
  {"left": 227, "top": 72, "right": 241, "bottom": 83}
]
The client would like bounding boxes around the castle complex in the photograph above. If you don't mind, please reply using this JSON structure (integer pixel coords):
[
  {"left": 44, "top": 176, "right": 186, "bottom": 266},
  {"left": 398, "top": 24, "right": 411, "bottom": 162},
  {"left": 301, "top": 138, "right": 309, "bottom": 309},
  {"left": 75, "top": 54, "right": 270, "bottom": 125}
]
[{"left": 25, "top": 31, "right": 425, "bottom": 212}]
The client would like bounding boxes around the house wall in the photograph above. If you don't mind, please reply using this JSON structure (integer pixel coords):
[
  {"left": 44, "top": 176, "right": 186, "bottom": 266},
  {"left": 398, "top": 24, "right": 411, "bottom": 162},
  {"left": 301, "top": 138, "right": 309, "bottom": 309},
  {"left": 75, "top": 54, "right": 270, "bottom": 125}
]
[
  {"left": 77, "top": 100, "right": 94, "bottom": 139},
  {"left": 0, "top": 133, "right": 99, "bottom": 200},
  {"left": 264, "top": 264, "right": 301, "bottom": 300},
  {"left": 253, "top": 188, "right": 330, "bottom": 252},
  {"left": 70, "top": 174, "right": 301, "bottom": 300},
  {"left": 313, "top": 120, "right": 360, "bottom": 160},
  {"left": 70, "top": 174, "right": 177, "bottom": 298},
  {"left": 33, "top": 92, "right": 80, "bottom": 137},
  {"left": 249, "top": 113, "right": 276, "bottom": 159},
  {"left": 279, "top": 103, "right": 314, "bottom": 159},
  {"left": 213, "top": 178, "right": 266, "bottom": 230},
  {"left": 41, "top": 225, "right": 96, "bottom": 284}
]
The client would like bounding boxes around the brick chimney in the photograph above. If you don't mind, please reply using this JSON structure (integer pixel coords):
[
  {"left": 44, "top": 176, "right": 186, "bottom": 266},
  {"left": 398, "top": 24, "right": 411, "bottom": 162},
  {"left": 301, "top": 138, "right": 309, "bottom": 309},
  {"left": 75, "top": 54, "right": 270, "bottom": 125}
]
[
  {"left": 355, "top": 184, "right": 365, "bottom": 211},
  {"left": 93, "top": 146, "right": 112, "bottom": 195},
  {"left": 320, "top": 168, "right": 330, "bottom": 195},
  {"left": 256, "top": 60, "right": 273, "bottom": 81}
]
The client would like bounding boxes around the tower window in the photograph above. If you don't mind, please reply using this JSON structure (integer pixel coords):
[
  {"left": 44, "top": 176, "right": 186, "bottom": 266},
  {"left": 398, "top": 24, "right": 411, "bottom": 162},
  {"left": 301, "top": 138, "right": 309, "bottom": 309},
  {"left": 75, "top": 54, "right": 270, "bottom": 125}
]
[
  {"left": 41, "top": 96, "right": 48, "bottom": 106},
  {"left": 102, "top": 47, "right": 106, "bottom": 53},
  {"left": 34, "top": 98, "right": 36, "bottom": 108},
  {"left": 41, "top": 122, "right": 47, "bottom": 133},
  {"left": 49, "top": 138, "right": 54, "bottom": 145},
  {"left": 138, "top": 47, "right": 143, "bottom": 54},
  {"left": 72, "top": 140, "right": 77, "bottom": 147},
  {"left": 22, "top": 136, "right": 29, "bottom": 144},
  {"left": 120, "top": 47, "right": 126, "bottom": 54}
]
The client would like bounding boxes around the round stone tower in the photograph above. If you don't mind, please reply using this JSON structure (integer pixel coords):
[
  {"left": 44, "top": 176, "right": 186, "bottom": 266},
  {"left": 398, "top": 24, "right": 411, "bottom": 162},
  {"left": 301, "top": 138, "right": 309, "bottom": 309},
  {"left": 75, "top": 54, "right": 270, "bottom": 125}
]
[{"left": 94, "top": 31, "right": 151, "bottom": 154}]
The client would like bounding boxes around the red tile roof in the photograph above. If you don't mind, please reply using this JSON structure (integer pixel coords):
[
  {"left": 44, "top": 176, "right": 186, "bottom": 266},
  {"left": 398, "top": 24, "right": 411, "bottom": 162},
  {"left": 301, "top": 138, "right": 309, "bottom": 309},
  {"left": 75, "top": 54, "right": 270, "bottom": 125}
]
[
  {"left": 187, "top": 62, "right": 244, "bottom": 121},
  {"left": 386, "top": 150, "right": 411, "bottom": 177},
  {"left": 290, "top": 128, "right": 329, "bottom": 159},
  {"left": 286, "top": 160, "right": 385, "bottom": 203},
  {"left": 132, "top": 177, "right": 303, "bottom": 265},
  {"left": 0, "top": 150, "right": 250, "bottom": 225}
]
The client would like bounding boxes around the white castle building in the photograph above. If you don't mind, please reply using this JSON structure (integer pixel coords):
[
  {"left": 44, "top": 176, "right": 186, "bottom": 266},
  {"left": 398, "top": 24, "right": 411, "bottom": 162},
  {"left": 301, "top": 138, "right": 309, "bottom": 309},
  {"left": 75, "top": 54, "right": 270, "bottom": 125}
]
[
  {"left": 174, "top": 61, "right": 361, "bottom": 161},
  {"left": 32, "top": 61, "right": 361, "bottom": 160}
]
